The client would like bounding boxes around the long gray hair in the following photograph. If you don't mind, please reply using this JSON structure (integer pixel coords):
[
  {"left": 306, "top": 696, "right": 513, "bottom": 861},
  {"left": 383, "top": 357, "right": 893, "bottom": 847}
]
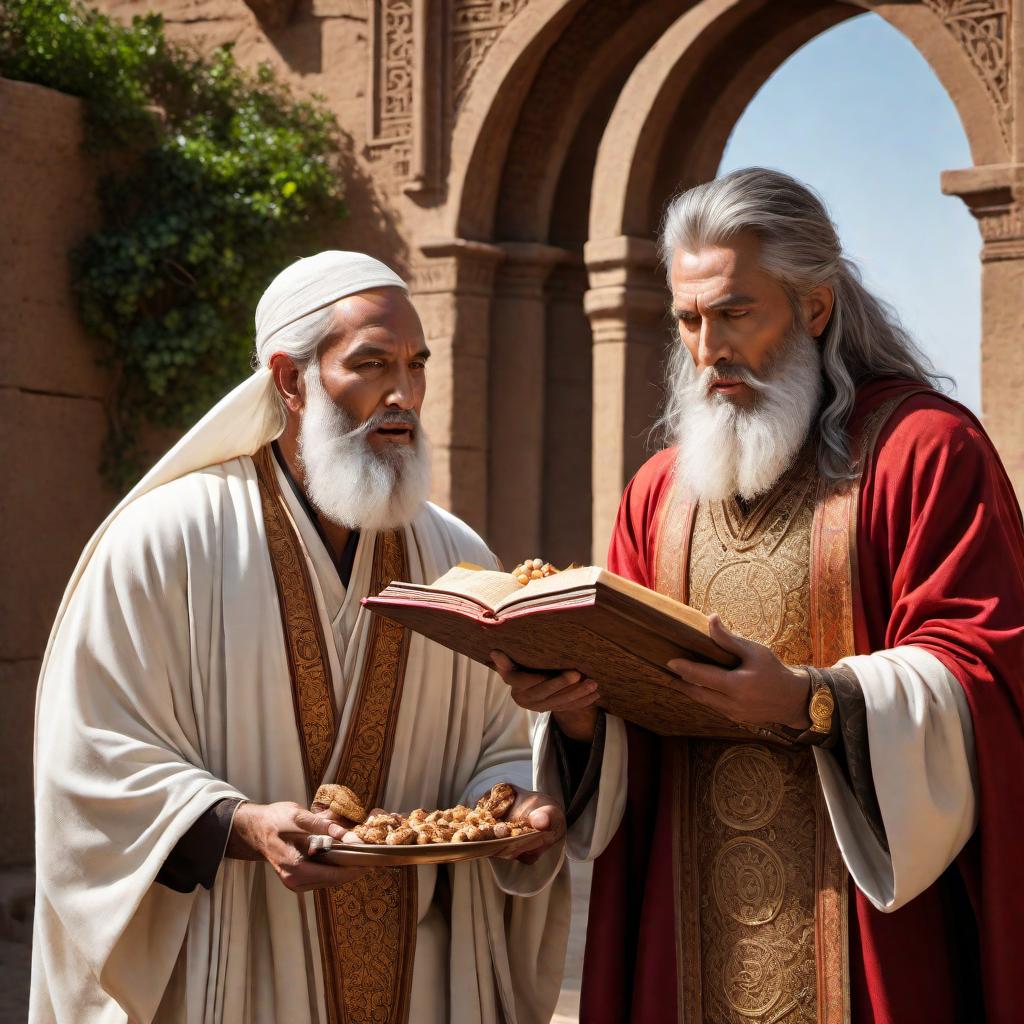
[{"left": 659, "top": 167, "right": 946, "bottom": 479}]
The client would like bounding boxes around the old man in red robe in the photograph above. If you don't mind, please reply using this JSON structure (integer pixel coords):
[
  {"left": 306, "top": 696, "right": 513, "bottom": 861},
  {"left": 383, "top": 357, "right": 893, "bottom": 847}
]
[{"left": 493, "top": 167, "right": 1024, "bottom": 1023}]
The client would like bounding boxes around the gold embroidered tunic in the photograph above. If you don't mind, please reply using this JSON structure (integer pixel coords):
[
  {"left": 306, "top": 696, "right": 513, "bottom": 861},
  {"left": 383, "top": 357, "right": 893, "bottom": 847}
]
[{"left": 661, "top": 451, "right": 848, "bottom": 1024}]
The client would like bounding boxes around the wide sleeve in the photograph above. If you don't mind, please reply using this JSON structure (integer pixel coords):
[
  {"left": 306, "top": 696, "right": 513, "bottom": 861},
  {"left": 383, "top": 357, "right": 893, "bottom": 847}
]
[
  {"left": 448, "top": 662, "right": 572, "bottom": 1024},
  {"left": 32, "top": 497, "right": 246, "bottom": 1023},
  {"left": 534, "top": 711, "right": 628, "bottom": 860},
  {"left": 815, "top": 646, "right": 976, "bottom": 910},
  {"left": 460, "top": 665, "right": 565, "bottom": 897},
  {"left": 819, "top": 399, "right": 1024, "bottom": 931}
]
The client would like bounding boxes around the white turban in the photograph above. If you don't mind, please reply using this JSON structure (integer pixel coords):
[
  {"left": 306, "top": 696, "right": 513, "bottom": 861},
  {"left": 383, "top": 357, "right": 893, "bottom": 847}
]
[
  {"left": 42, "top": 251, "right": 409, "bottom": 659},
  {"left": 254, "top": 250, "right": 407, "bottom": 365}
]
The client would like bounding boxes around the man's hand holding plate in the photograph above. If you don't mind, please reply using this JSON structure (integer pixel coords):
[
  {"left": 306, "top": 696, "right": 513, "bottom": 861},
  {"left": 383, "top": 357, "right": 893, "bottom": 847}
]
[
  {"left": 227, "top": 801, "right": 371, "bottom": 892},
  {"left": 493, "top": 787, "right": 566, "bottom": 865}
]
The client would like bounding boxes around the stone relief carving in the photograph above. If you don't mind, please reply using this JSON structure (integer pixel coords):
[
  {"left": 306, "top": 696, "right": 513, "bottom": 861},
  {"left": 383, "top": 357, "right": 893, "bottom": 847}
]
[
  {"left": 410, "top": 239, "right": 504, "bottom": 294},
  {"left": 920, "top": 0, "right": 1011, "bottom": 143},
  {"left": 366, "top": 0, "right": 1012, "bottom": 194},
  {"left": 451, "top": 0, "right": 531, "bottom": 112},
  {"left": 368, "top": 0, "right": 529, "bottom": 188},
  {"left": 974, "top": 203, "right": 1024, "bottom": 260},
  {"left": 368, "top": 0, "right": 415, "bottom": 183}
]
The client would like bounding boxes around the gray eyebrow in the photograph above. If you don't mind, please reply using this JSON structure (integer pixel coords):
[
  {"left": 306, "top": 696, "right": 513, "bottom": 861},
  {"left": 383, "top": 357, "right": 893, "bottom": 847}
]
[
  {"left": 345, "top": 343, "right": 431, "bottom": 360},
  {"left": 673, "top": 294, "right": 756, "bottom": 317}
]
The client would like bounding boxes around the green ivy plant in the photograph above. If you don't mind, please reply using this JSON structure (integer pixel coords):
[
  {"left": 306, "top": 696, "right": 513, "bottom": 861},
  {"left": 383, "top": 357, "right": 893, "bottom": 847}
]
[{"left": 0, "top": 0, "right": 347, "bottom": 488}]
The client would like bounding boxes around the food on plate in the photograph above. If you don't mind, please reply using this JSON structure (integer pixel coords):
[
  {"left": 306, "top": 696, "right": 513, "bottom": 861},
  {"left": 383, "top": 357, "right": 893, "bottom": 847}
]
[
  {"left": 312, "top": 783, "right": 367, "bottom": 823},
  {"left": 313, "top": 783, "right": 535, "bottom": 847}
]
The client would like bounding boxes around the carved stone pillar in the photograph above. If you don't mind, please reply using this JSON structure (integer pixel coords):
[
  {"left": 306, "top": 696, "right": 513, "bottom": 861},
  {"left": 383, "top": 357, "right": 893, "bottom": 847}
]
[
  {"left": 943, "top": 163, "right": 1024, "bottom": 499},
  {"left": 411, "top": 238, "right": 504, "bottom": 533},
  {"left": 544, "top": 258, "right": 593, "bottom": 568},
  {"left": 584, "top": 235, "right": 669, "bottom": 564},
  {"left": 487, "top": 242, "right": 567, "bottom": 567}
]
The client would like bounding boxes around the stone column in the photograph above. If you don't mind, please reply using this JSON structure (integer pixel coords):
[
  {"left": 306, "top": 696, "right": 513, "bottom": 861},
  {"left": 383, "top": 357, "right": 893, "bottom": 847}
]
[
  {"left": 942, "top": 164, "right": 1024, "bottom": 499},
  {"left": 410, "top": 237, "right": 504, "bottom": 534},
  {"left": 543, "top": 258, "right": 592, "bottom": 568},
  {"left": 584, "top": 235, "right": 669, "bottom": 564},
  {"left": 487, "top": 242, "right": 566, "bottom": 567}
]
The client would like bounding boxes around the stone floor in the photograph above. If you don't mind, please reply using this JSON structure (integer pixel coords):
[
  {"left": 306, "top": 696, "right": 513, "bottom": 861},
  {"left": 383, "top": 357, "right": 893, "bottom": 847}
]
[{"left": 0, "top": 861, "right": 591, "bottom": 1024}]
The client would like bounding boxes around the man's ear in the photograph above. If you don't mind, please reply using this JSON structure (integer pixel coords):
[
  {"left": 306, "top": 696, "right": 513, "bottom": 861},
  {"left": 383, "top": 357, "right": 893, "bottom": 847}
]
[
  {"left": 803, "top": 284, "right": 835, "bottom": 339},
  {"left": 270, "top": 354, "right": 305, "bottom": 414}
]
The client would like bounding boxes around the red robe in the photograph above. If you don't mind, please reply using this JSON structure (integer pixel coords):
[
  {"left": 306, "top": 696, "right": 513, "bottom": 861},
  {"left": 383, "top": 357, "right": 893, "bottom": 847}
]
[{"left": 582, "top": 379, "right": 1024, "bottom": 1023}]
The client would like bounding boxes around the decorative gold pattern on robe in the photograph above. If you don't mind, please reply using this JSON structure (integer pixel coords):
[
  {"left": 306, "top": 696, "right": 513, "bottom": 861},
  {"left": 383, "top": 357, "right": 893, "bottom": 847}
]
[
  {"left": 253, "top": 446, "right": 417, "bottom": 1024},
  {"left": 253, "top": 445, "right": 337, "bottom": 786},
  {"left": 684, "top": 449, "right": 821, "bottom": 1024}
]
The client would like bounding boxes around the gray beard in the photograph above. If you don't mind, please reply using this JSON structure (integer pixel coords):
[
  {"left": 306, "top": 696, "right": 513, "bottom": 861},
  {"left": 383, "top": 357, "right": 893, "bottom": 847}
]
[
  {"left": 297, "top": 365, "right": 433, "bottom": 531},
  {"left": 668, "top": 327, "right": 824, "bottom": 502}
]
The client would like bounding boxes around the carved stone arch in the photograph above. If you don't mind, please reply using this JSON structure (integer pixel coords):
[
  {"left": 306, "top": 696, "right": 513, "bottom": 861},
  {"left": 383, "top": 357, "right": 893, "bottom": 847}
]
[
  {"left": 645, "top": 2, "right": 863, "bottom": 238},
  {"left": 481, "top": 1, "right": 682, "bottom": 565},
  {"left": 408, "top": 0, "right": 1020, "bottom": 554},
  {"left": 493, "top": 1, "right": 682, "bottom": 243},
  {"left": 589, "top": 0, "right": 1008, "bottom": 246},
  {"left": 442, "top": 0, "right": 585, "bottom": 240}
]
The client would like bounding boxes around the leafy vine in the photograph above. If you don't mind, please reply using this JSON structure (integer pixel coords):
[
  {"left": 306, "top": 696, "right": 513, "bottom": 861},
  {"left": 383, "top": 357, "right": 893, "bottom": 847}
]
[{"left": 1, "top": 0, "right": 348, "bottom": 487}]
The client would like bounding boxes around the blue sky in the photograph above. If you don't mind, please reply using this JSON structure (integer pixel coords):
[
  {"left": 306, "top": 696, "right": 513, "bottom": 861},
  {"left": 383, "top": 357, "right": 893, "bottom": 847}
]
[{"left": 719, "top": 13, "right": 981, "bottom": 411}]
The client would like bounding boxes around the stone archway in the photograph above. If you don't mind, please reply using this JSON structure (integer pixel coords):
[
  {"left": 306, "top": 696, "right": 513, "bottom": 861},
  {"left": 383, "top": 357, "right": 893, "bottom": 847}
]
[{"left": 428, "top": 0, "right": 1020, "bottom": 566}]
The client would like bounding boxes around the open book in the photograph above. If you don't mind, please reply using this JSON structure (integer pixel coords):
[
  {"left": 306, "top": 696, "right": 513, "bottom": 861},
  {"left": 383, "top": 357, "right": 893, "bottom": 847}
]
[{"left": 363, "top": 564, "right": 754, "bottom": 739}]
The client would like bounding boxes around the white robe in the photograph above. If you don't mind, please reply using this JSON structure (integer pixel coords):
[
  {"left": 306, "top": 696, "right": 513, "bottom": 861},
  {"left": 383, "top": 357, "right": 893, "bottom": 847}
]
[
  {"left": 537, "top": 647, "right": 977, "bottom": 912},
  {"left": 31, "top": 450, "right": 569, "bottom": 1024}
]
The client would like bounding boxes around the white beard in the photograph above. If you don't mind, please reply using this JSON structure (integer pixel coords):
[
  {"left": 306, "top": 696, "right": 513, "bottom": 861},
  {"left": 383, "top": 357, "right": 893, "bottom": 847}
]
[
  {"left": 297, "top": 364, "right": 433, "bottom": 531},
  {"left": 667, "top": 327, "right": 824, "bottom": 502}
]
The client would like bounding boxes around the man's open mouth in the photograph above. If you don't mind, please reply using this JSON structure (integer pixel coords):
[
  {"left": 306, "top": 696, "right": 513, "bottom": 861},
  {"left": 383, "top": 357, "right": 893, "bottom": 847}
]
[{"left": 375, "top": 425, "right": 413, "bottom": 438}]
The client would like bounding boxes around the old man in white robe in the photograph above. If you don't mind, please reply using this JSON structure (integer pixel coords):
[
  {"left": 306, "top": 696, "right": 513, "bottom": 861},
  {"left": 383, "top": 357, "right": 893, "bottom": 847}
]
[{"left": 30, "top": 252, "right": 569, "bottom": 1024}]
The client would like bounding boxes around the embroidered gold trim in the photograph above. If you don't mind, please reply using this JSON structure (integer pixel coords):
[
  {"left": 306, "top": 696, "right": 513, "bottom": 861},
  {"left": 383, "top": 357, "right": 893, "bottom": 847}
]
[
  {"left": 654, "top": 474, "right": 695, "bottom": 604},
  {"left": 712, "top": 836, "right": 787, "bottom": 926},
  {"left": 814, "top": 785, "right": 849, "bottom": 1024},
  {"left": 253, "top": 445, "right": 337, "bottom": 790},
  {"left": 691, "top": 740, "right": 820, "bottom": 1024},
  {"left": 254, "top": 446, "right": 416, "bottom": 1024},
  {"left": 327, "top": 526, "right": 416, "bottom": 1024}
]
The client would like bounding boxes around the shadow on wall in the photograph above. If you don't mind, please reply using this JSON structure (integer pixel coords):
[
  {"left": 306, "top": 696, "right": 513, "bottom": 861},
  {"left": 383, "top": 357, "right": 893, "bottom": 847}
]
[
  {"left": 334, "top": 128, "right": 409, "bottom": 275},
  {"left": 284, "top": 125, "right": 410, "bottom": 277},
  {"left": 260, "top": 0, "right": 324, "bottom": 75}
]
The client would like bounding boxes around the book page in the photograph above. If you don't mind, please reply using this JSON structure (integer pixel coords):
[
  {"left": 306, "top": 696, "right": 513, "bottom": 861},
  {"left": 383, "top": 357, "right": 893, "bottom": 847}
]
[
  {"left": 492, "top": 565, "right": 709, "bottom": 633},
  {"left": 427, "top": 565, "right": 522, "bottom": 610},
  {"left": 426, "top": 564, "right": 710, "bottom": 632},
  {"left": 492, "top": 565, "right": 603, "bottom": 612}
]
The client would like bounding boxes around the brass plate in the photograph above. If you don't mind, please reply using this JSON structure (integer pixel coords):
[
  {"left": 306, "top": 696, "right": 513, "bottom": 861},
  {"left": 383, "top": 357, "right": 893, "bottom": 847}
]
[{"left": 310, "top": 831, "right": 539, "bottom": 867}]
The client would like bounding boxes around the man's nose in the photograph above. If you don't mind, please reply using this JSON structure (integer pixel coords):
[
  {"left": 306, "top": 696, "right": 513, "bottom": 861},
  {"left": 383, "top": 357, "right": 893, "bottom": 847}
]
[
  {"left": 384, "top": 368, "right": 416, "bottom": 409},
  {"left": 697, "top": 319, "right": 733, "bottom": 369}
]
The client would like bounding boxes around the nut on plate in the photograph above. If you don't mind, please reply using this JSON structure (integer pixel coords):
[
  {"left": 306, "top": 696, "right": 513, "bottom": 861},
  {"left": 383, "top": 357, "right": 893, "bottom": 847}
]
[
  {"left": 477, "top": 782, "right": 516, "bottom": 819},
  {"left": 386, "top": 825, "right": 417, "bottom": 846},
  {"left": 312, "top": 783, "right": 367, "bottom": 823}
]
